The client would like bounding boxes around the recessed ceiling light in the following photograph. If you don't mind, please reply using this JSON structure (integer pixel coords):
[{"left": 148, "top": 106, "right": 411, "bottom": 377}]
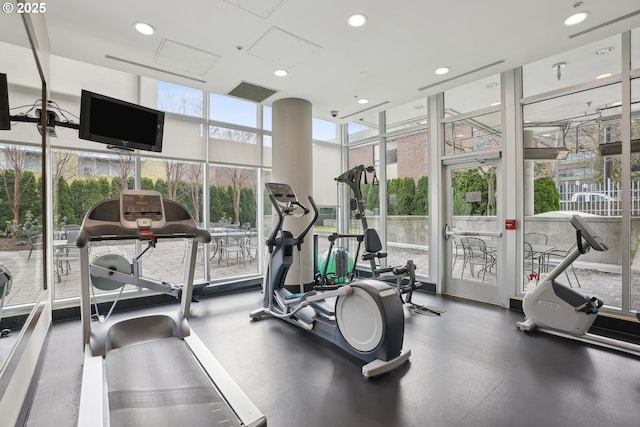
[
  {"left": 435, "top": 67, "right": 450, "bottom": 75},
  {"left": 596, "top": 73, "right": 612, "bottom": 79},
  {"left": 594, "top": 47, "right": 614, "bottom": 56},
  {"left": 134, "top": 22, "right": 155, "bottom": 35},
  {"left": 348, "top": 14, "right": 368, "bottom": 27},
  {"left": 564, "top": 11, "right": 590, "bottom": 26},
  {"left": 357, "top": 98, "right": 369, "bottom": 104},
  {"left": 491, "top": 102, "right": 501, "bottom": 107},
  {"left": 274, "top": 69, "right": 288, "bottom": 77}
]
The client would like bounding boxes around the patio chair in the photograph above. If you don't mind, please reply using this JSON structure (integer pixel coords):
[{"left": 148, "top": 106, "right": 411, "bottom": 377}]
[
  {"left": 219, "top": 230, "right": 245, "bottom": 266},
  {"left": 451, "top": 235, "right": 464, "bottom": 268},
  {"left": 545, "top": 243, "right": 581, "bottom": 287},
  {"left": 182, "top": 238, "right": 205, "bottom": 264},
  {"left": 242, "top": 229, "right": 258, "bottom": 263},
  {"left": 23, "top": 227, "right": 43, "bottom": 260},
  {"left": 524, "top": 232, "right": 548, "bottom": 245},
  {"left": 61, "top": 224, "right": 81, "bottom": 239},
  {"left": 524, "top": 232, "right": 552, "bottom": 279},
  {"left": 55, "top": 229, "right": 80, "bottom": 282},
  {"left": 460, "top": 237, "right": 496, "bottom": 281},
  {"left": 523, "top": 241, "right": 537, "bottom": 282}
]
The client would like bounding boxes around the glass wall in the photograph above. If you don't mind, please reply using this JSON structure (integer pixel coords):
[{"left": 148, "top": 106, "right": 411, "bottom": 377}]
[
  {"left": 342, "top": 101, "right": 432, "bottom": 279},
  {"left": 346, "top": 142, "right": 381, "bottom": 274},
  {"left": 385, "top": 100, "right": 430, "bottom": 277},
  {"left": 208, "top": 165, "right": 260, "bottom": 279},
  {"left": 631, "top": 76, "right": 640, "bottom": 312},
  {"left": 0, "top": 41, "right": 46, "bottom": 320},
  {"left": 521, "top": 31, "right": 633, "bottom": 313},
  {"left": 443, "top": 110, "right": 502, "bottom": 156}
]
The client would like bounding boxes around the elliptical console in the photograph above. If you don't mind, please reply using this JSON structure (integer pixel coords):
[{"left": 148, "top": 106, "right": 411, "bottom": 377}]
[{"left": 250, "top": 182, "right": 410, "bottom": 378}]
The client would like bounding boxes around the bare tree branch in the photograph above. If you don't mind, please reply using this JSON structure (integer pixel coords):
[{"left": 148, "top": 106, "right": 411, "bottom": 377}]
[{"left": 221, "top": 167, "right": 254, "bottom": 224}]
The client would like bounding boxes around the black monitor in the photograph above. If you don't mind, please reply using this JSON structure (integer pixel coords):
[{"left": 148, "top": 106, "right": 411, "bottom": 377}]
[
  {"left": 0, "top": 73, "right": 10, "bottom": 131},
  {"left": 79, "top": 90, "right": 164, "bottom": 152}
]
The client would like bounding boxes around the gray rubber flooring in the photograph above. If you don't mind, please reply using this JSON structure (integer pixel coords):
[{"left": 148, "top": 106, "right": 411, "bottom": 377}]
[{"left": 26, "top": 289, "right": 640, "bottom": 427}]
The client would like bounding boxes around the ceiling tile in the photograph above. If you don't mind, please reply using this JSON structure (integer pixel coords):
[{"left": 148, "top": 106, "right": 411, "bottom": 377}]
[
  {"left": 248, "top": 27, "right": 321, "bottom": 68},
  {"left": 223, "top": 0, "right": 284, "bottom": 18},
  {"left": 154, "top": 39, "right": 221, "bottom": 76}
]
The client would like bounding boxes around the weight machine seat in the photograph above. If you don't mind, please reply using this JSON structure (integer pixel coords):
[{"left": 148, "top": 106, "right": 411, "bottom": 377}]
[
  {"left": 363, "top": 228, "right": 387, "bottom": 260},
  {"left": 106, "top": 336, "right": 242, "bottom": 427}
]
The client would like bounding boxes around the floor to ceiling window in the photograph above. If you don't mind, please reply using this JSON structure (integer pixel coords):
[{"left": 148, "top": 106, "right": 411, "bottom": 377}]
[
  {"left": 208, "top": 94, "right": 264, "bottom": 282},
  {"left": 346, "top": 117, "right": 381, "bottom": 274},
  {"left": 384, "top": 102, "right": 430, "bottom": 277},
  {"left": 521, "top": 30, "right": 636, "bottom": 316}
]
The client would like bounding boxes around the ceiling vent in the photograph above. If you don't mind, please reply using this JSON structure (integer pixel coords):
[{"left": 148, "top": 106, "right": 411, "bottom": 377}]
[
  {"left": 340, "top": 101, "right": 390, "bottom": 120},
  {"left": 419, "top": 60, "right": 505, "bottom": 92},
  {"left": 227, "top": 81, "right": 278, "bottom": 103},
  {"left": 570, "top": 10, "right": 640, "bottom": 38}
]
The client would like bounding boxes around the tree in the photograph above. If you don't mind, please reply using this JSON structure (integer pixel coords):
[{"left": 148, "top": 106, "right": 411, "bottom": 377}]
[
  {"left": 154, "top": 178, "right": 168, "bottom": 198},
  {"left": 387, "top": 179, "right": 399, "bottom": 215},
  {"left": 397, "top": 177, "right": 416, "bottom": 215},
  {"left": 113, "top": 156, "right": 133, "bottom": 191},
  {"left": 141, "top": 177, "right": 154, "bottom": 190},
  {"left": 57, "top": 176, "right": 76, "bottom": 225},
  {"left": 0, "top": 145, "right": 33, "bottom": 222},
  {"left": 181, "top": 164, "right": 203, "bottom": 223},
  {"left": 52, "top": 150, "right": 75, "bottom": 182},
  {"left": 163, "top": 160, "right": 184, "bottom": 201},
  {"left": 239, "top": 187, "right": 256, "bottom": 226},
  {"left": 452, "top": 168, "right": 490, "bottom": 215},
  {"left": 415, "top": 175, "right": 429, "bottom": 215},
  {"left": 534, "top": 176, "right": 560, "bottom": 214},
  {"left": 110, "top": 177, "right": 123, "bottom": 197},
  {"left": 221, "top": 167, "right": 255, "bottom": 224}
]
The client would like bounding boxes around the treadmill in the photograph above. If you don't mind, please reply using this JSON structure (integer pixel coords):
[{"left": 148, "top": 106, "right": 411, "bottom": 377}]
[{"left": 76, "top": 190, "right": 266, "bottom": 427}]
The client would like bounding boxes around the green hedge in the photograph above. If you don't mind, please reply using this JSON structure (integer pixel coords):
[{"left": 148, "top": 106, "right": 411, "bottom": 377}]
[{"left": 0, "top": 173, "right": 257, "bottom": 235}]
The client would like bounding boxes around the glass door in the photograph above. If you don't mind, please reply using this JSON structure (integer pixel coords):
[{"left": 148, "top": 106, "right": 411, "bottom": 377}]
[{"left": 444, "top": 159, "right": 502, "bottom": 303}]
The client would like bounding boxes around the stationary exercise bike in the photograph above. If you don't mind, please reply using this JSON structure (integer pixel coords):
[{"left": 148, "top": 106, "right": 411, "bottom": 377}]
[
  {"left": 516, "top": 214, "right": 640, "bottom": 356},
  {"left": 249, "top": 182, "right": 411, "bottom": 378}
]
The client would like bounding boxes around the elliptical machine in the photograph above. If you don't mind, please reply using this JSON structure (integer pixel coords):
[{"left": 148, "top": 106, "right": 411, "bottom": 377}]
[
  {"left": 516, "top": 214, "right": 640, "bottom": 356},
  {"left": 250, "top": 182, "right": 411, "bottom": 378}
]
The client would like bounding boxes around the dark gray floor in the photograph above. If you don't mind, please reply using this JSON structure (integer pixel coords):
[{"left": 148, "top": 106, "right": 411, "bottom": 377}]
[{"left": 27, "top": 289, "right": 640, "bottom": 427}]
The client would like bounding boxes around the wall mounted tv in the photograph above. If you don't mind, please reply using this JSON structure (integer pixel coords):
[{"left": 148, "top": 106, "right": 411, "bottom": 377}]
[
  {"left": 0, "top": 73, "right": 10, "bottom": 131},
  {"left": 79, "top": 90, "right": 165, "bottom": 152}
]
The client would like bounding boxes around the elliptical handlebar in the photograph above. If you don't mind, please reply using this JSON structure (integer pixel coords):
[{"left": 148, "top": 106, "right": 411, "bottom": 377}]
[
  {"left": 298, "top": 196, "right": 319, "bottom": 250},
  {"left": 265, "top": 182, "right": 318, "bottom": 253}
]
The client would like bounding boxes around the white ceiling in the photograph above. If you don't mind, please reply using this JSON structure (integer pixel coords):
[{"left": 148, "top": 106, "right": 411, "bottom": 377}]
[{"left": 3, "top": 0, "right": 640, "bottom": 124}]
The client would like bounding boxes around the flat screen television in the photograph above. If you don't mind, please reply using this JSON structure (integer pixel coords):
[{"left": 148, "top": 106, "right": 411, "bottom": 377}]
[
  {"left": 79, "top": 90, "right": 164, "bottom": 152},
  {"left": 0, "top": 73, "right": 10, "bottom": 131}
]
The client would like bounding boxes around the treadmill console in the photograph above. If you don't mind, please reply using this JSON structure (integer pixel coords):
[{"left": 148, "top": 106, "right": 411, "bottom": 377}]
[{"left": 120, "top": 190, "right": 166, "bottom": 230}]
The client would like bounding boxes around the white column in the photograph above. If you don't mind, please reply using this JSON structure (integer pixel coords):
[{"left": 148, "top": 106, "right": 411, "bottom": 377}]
[{"left": 272, "top": 98, "right": 313, "bottom": 289}]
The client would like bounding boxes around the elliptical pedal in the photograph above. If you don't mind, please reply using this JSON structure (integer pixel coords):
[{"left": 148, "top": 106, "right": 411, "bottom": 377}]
[{"left": 406, "top": 303, "right": 445, "bottom": 317}]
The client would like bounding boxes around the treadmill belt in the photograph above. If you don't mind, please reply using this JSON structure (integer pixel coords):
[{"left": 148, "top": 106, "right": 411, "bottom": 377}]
[{"left": 105, "top": 336, "right": 242, "bottom": 427}]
